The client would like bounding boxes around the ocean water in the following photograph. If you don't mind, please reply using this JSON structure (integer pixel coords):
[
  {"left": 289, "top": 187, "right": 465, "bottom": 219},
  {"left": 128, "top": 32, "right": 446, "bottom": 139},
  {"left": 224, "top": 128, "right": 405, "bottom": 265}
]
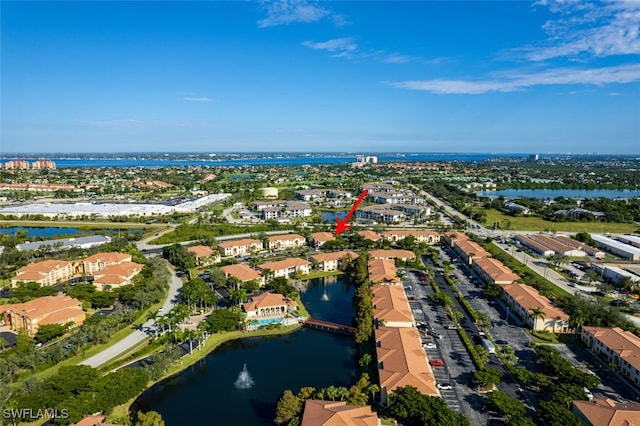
[{"left": 0, "top": 153, "right": 526, "bottom": 168}]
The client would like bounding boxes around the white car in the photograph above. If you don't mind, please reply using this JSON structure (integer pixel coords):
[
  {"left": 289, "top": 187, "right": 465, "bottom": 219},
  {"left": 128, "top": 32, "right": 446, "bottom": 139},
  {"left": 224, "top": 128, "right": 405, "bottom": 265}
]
[
  {"left": 437, "top": 383, "right": 453, "bottom": 390},
  {"left": 423, "top": 343, "right": 437, "bottom": 349}
]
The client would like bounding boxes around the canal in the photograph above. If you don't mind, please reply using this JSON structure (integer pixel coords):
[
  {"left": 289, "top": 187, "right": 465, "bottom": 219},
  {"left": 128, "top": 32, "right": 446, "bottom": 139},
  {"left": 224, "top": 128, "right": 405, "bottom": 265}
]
[{"left": 131, "top": 276, "right": 357, "bottom": 426}]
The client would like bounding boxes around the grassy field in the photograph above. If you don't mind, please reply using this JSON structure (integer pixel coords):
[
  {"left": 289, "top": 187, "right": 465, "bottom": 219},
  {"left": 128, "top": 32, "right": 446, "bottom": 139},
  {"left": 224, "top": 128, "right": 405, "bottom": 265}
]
[
  {"left": 481, "top": 208, "right": 639, "bottom": 233},
  {"left": 0, "top": 219, "right": 162, "bottom": 230}
]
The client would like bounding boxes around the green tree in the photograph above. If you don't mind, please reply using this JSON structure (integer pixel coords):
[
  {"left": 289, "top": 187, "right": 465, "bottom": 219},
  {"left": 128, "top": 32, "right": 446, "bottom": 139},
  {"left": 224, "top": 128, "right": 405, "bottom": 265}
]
[
  {"left": 135, "top": 411, "right": 166, "bottom": 426},
  {"left": 35, "top": 323, "right": 68, "bottom": 343},
  {"left": 473, "top": 367, "right": 503, "bottom": 388},
  {"left": 486, "top": 390, "right": 526, "bottom": 420},
  {"left": 204, "top": 309, "right": 243, "bottom": 333},
  {"left": 274, "top": 389, "right": 302, "bottom": 425},
  {"left": 388, "top": 386, "right": 470, "bottom": 426},
  {"left": 0, "top": 337, "right": 8, "bottom": 350}
]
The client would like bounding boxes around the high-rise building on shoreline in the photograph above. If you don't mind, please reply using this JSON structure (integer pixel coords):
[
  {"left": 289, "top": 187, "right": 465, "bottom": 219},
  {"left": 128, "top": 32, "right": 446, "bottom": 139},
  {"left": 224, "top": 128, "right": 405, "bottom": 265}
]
[{"left": 4, "top": 159, "right": 56, "bottom": 170}]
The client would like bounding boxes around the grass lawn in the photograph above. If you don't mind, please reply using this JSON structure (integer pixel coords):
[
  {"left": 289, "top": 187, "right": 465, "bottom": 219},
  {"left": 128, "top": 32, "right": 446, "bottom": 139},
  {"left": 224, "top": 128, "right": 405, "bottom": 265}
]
[
  {"left": 302, "top": 270, "right": 343, "bottom": 280},
  {"left": 528, "top": 330, "right": 562, "bottom": 344},
  {"left": 481, "top": 208, "right": 638, "bottom": 233},
  {"left": 33, "top": 299, "right": 165, "bottom": 380}
]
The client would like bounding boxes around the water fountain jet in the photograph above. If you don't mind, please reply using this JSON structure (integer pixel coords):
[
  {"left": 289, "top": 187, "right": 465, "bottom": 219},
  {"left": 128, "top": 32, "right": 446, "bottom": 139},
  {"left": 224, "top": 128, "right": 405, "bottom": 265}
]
[{"left": 234, "top": 363, "right": 254, "bottom": 389}]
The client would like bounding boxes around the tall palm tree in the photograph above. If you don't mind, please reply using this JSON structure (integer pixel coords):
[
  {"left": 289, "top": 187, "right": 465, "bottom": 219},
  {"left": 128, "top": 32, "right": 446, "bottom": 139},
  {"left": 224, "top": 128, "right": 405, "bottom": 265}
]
[
  {"left": 529, "top": 307, "right": 546, "bottom": 331},
  {"left": 367, "top": 383, "right": 380, "bottom": 403}
]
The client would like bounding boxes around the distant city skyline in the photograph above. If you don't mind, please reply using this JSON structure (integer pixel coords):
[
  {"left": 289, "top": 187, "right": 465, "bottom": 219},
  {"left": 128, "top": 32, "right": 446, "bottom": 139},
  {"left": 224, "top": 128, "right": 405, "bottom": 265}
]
[{"left": 1, "top": 1, "right": 639, "bottom": 154}]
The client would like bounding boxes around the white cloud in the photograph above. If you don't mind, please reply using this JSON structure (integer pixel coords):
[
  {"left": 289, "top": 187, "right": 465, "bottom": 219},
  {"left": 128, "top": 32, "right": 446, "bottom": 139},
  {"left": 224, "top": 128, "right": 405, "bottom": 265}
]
[
  {"left": 383, "top": 53, "right": 412, "bottom": 64},
  {"left": 183, "top": 97, "right": 213, "bottom": 102},
  {"left": 390, "top": 63, "right": 640, "bottom": 94},
  {"left": 525, "top": 0, "right": 640, "bottom": 61},
  {"left": 301, "top": 37, "right": 358, "bottom": 57},
  {"left": 258, "top": 0, "right": 341, "bottom": 28}
]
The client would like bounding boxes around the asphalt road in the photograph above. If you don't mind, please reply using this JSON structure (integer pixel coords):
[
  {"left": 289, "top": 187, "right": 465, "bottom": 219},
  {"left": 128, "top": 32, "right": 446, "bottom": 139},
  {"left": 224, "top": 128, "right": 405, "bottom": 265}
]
[{"left": 79, "top": 266, "right": 182, "bottom": 368}]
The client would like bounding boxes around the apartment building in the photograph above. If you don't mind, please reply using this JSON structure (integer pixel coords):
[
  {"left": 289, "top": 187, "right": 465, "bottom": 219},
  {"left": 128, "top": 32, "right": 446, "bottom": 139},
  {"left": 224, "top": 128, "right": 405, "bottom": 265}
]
[
  {"left": 92, "top": 262, "right": 144, "bottom": 290},
  {"left": 12, "top": 259, "right": 74, "bottom": 287},
  {"left": 374, "top": 327, "right": 440, "bottom": 405},
  {"left": 301, "top": 401, "right": 379, "bottom": 426},
  {"left": 500, "top": 283, "right": 570, "bottom": 333},
  {"left": 371, "top": 284, "right": 413, "bottom": 327},
  {"left": 310, "top": 232, "right": 335, "bottom": 248},
  {"left": 83, "top": 252, "right": 132, "bottom": 275},
  {"left": 581, "top": 326, "right": 640, "bottom": 387},
  {"left": 218, "top": 239, "right": 264, "bottom": 257},
  {"left": 382, "top": 230, "right": 440, "bottom": 244},
  {"left": 186, "top": 245, "right": 218, "bottom": 266},
  {"left": 368, "top": 259, "right": 399, "bottom": 284},
  {"left": 311, "top": 251, "right": 358, "bottom": 272},
  {"left": 472, "top": 257, "right": 520, "bottom": 285},
  {"left": 267, "top": 234, "right": 306, "bottom": 250},
  {"left": 257, "top": 258, "right": 311, "bottom": 278},
  {"left": 369, "top": 249, "right": 415, "bottom": 262},
  {"left": 220, "top": 264, "right": 265, "bottom": 286},
  {"left": 452, "top": 240, "right": 491, "bottom": 266},
  {"left": 0, "top": 294, "right": 85, "bottom": 337}
]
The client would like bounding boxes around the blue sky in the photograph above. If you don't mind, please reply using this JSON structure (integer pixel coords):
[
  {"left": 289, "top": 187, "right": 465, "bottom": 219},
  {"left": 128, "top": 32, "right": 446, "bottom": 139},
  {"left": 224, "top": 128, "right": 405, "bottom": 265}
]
[{"left": 1, "top": 0, "right": 639, "bottom": 154}]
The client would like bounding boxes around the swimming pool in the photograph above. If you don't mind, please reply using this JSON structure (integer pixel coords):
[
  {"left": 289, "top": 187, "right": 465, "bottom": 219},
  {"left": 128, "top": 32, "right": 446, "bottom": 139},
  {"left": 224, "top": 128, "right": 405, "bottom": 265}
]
[{"left": 249, "top": 317, "right": 283, "bottom": 328}]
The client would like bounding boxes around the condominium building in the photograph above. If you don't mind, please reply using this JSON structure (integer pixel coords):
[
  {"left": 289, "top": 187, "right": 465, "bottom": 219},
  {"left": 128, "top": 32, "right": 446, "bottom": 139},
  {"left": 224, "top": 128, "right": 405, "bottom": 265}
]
[
  {"left": 12, "top": 259, "right": 74, "bottom": 287},
  {"left": 500, "top": 283, "right": 570, "bottom": 333},
  {"left": 0, "top": 294, "right": 85, "bottom": 337},
  {"left": 83, "top": 252, "right": 132, "bottom": 275},
  {"left": 581, "top": 326, "right": 640, "bottom": 387},
  {"left": 218, "top": 239, "right": 263, "bottom": 257},
  {"left": 267, "top": 234, "right": 306, "bottom": 250},
  {"left": 257, "top": 258, "right": 311, "bottom": 278}
]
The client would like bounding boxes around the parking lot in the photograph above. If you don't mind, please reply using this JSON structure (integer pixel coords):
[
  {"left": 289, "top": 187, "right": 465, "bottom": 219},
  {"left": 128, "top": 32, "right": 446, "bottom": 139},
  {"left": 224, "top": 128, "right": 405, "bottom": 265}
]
[{"left": 404, "top": 269, "right": 489, "bottom": 425}]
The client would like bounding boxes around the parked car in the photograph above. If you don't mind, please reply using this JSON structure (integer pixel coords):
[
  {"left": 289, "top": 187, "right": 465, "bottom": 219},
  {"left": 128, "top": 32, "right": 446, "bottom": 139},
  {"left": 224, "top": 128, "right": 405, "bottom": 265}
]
[
  {"left": 495, "top": 339, "right": 508, "bottom": 345},
  {"left": 429, "top": 359, "right": 445, "bottom": 367},
  {"left": 423, "top": 343, "right": 437, "bottom": 349},
  {"left": 437, "top": 383, "right": 452, "bottom": 390}
]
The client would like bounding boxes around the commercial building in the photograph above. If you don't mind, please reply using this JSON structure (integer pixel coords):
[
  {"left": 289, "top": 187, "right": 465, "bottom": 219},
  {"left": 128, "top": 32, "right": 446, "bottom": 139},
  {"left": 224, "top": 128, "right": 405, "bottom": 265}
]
[
  {"left": 514, "top": 234, "right": 555, "bottom": 257},
  {"left": 17, "top": 235, "right": 111, "bottom": 252},
  {"left": 552, "top": 234, "right": 605, "bottom": 258},
  {"left": 618, "top": 234, "right": 640, "bottom": 249},
  {"left": 591, "top": 235, "right": 640, "bottom": 261},
  {"left": 527, "top": 234, "right": 587, "bottom": 257}
]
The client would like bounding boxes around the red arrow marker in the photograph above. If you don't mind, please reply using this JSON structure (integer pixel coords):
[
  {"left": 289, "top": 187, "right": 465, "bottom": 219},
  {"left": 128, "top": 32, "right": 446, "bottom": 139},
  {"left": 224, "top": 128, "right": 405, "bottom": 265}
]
[{"left": 335, "top": 189, "right": 369, "bottom": 235}]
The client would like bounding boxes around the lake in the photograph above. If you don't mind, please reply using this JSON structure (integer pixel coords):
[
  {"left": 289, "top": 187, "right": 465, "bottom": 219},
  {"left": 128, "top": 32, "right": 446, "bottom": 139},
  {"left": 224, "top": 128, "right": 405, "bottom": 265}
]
[
  {"left": 321, "top": 211, "right": 347, "bottom": 223},
  {"left": 0, "top": 226, "right": 141, "bottom": 238},
  {"left": 477, "top": 189, "right": 640, "bottom": 199},
  {"left": 131, "top": 276, "right": 357, "bottom": 426}
]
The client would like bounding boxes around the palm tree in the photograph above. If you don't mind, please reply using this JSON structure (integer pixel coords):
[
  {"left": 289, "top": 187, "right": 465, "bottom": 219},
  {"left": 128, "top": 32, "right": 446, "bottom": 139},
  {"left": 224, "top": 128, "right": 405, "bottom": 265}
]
[
  {"left": 529, "top": 307, "right": 546, "bottom": 331},
  {"left": 367, "top": 383, "right": 380, "bottom": 403}
]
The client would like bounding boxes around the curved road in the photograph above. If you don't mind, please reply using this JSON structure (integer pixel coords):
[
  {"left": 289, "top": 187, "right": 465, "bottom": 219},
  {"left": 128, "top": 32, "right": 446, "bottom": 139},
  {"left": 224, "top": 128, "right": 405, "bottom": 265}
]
[{"left": 79, "top": 228, "right": 296, "bottom": 368}]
